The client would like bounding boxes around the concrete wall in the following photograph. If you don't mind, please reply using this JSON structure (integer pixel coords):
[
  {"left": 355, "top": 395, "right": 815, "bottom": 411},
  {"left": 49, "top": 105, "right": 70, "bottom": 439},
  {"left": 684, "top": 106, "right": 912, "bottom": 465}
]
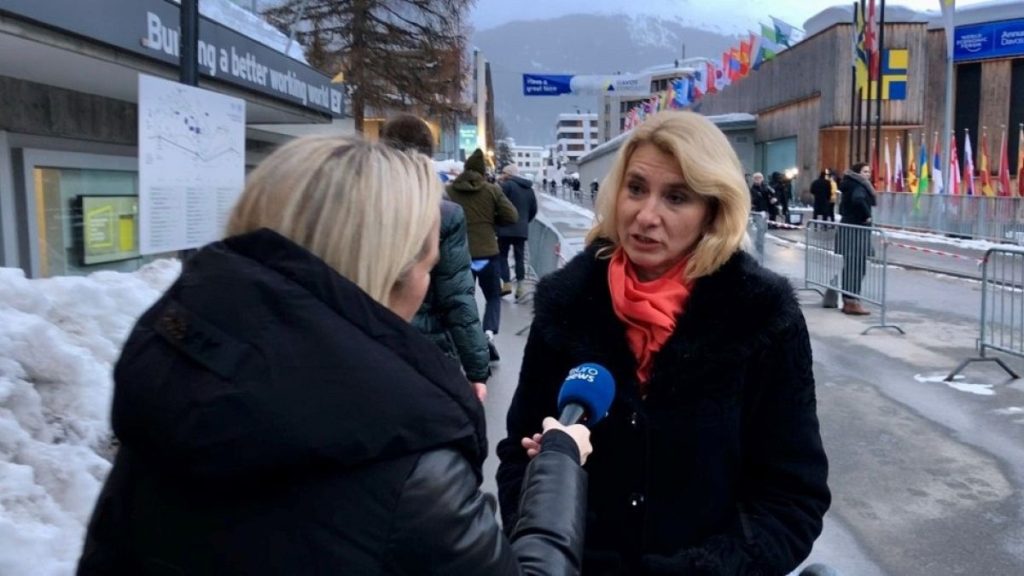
[{"left": 0, "top": 75, "right": 136, "bottom": 143}]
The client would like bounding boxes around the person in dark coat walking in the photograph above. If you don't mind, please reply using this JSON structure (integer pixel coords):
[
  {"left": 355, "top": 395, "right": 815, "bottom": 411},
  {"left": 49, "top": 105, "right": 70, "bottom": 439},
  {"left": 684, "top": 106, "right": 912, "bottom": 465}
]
[
  {"left": 381, "top": 114, "right": 490, "bottom": 401},
  {"left": 749, "top": 172, "right": 771, "bottom": 214},
  {"left": 498, "top": 164, "right": 539, "bottom": 301},
  {"left": 77, "top": 137, "right": 592, "bottom": 576},
  {"left": 770, "top": 171, "right": 791, "bottom": 222},
  {"left": 496, "top": 111, "right": 830, "bottom": 576},
  {"left": 448, "top": 148, "right": 519, "bottom": 361},
  {"left": 811, "top": 169, "right": 835, "bottom": 221},
  {"left": 837, "top": 162, "right": 876, "bottom": 316}
]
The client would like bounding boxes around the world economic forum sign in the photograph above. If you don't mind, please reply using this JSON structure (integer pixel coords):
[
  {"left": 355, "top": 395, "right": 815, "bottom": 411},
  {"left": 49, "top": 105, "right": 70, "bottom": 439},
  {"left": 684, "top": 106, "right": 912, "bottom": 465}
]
[{"left": 954, "top": 18, "right": 1024, "bottom": 62}]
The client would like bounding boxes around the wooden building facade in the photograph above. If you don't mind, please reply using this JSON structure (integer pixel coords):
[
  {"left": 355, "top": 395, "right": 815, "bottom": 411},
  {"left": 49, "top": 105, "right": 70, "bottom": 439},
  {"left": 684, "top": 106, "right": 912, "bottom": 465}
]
[{"left": 694, "top": 10, "right": 1024, "bottom": 197}]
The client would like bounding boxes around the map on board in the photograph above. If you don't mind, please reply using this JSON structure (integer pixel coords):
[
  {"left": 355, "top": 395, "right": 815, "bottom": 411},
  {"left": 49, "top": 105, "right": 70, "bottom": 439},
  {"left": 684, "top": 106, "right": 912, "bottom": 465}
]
[{"left": 138, "top": 74, "right": 245, "bottom": 255}]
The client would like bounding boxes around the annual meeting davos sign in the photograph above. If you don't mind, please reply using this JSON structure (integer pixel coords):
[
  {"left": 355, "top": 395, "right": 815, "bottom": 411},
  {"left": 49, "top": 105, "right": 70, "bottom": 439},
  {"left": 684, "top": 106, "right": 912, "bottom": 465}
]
[
  {"left": 0, "top": 0, "right": 343, "bottom": 117},
  {"left": 954, "top": 18, "right": 1024, "bottom": 62}
]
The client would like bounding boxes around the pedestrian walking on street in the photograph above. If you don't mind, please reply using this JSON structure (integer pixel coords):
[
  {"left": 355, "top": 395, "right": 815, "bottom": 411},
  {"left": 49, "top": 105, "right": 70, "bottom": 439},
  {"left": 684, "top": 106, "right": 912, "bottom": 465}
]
[
  {"left": 497, "top": 164, "right": 538, "bottom": 302},
  {"left": 837, "top": 162, "right": 876, "bottom": 316},
  {"left": 77, "top": 136, "right": 592, "bottom": 576},
  {"left": 381, "top": 113, "right": 491, "bottom": 402},
  {"left": 497, "top": 110, "right": 830, "bottom": 576},
  {"left": 811, "top": 169, "right": 835, "bottom": 221},
  {"left": 591, "top": 178, "right": 599, "bottom": 203},
  {"left": 749, "top": 172, "right": 771, "bottom": 214},
  {"left": 447, "top": 148, "right": 519, "bottom": 361}
]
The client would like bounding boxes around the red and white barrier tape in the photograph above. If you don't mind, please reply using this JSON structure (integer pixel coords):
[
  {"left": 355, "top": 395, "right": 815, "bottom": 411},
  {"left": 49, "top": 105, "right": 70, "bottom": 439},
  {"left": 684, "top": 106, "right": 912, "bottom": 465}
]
[
  {"left": 887, "top": 242, "right": 983, "bottom": 264},
  {"left": 765, "top": 220, "right": 804, "bottom": 230}
]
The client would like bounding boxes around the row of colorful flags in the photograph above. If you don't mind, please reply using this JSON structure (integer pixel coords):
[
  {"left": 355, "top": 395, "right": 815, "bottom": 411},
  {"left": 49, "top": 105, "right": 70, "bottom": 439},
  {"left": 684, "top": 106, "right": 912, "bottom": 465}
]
[
  {"left": 882, "top": 125, "right": 1024, "bottom": 197},
  {"left": 622, "top": 16, "right": 799, "bottom": 131}
]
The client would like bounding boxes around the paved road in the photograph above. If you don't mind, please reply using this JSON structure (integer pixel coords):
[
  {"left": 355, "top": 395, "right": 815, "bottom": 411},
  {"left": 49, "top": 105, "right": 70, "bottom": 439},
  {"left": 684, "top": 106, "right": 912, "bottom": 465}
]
[{"left": 479, "top": 199, "right": 1024, "bottom": 575}]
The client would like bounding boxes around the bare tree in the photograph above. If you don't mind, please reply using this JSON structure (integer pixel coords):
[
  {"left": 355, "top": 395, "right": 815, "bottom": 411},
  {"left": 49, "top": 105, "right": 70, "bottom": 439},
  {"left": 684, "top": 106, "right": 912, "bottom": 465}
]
[{"left": 265, "top": 0, "right": 476, "bottom": 133}]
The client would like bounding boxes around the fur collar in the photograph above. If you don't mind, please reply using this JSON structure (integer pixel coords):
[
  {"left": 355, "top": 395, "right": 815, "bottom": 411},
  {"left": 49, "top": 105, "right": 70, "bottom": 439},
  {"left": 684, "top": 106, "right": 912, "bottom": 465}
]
[{"left": 533, "top": 243, "right": 802, "bottom": 397}]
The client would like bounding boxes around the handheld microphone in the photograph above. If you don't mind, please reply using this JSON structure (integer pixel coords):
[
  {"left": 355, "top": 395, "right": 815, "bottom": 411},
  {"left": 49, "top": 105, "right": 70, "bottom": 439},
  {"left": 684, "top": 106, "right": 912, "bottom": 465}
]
[{"left": 556, "top": 363, "right": 616, "bottom": 427}]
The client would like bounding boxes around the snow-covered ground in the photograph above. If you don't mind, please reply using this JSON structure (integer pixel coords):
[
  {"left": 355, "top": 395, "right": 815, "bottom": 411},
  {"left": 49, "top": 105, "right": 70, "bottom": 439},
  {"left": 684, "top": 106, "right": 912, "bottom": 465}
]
[{"left": 0, "top": 261, "right": 180, "bottom": 575}]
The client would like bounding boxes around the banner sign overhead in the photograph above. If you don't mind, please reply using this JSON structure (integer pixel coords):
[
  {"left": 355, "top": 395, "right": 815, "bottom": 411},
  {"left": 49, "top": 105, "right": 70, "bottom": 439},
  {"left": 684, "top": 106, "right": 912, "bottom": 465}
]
[{"left": 523, "top": 73, "right": 652, "bottom": 97}]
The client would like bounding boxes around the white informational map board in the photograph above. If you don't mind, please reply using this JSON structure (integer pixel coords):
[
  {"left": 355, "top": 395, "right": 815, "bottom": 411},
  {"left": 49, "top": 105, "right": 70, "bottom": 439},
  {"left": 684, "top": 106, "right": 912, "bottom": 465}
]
[{"left": 138, "top": 74, "right": 245, "bottom": 254}]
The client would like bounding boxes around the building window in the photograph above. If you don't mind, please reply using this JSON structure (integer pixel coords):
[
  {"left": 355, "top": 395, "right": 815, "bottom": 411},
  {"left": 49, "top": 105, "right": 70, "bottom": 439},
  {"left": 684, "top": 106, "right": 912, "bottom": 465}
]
[{"left": 33, "top": 166, "right": 141, "bottom": 277}]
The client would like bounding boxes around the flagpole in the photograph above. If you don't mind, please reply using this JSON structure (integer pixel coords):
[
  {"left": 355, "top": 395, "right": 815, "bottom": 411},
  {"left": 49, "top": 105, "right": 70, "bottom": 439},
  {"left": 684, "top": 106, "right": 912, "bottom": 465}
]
[
  {"left": 849, "top": 2, "right": 859, "bottom": 167},
  {"left": 864, "top": 0, "right": 873, "bottom": 164},
  {"left": 941, "top": 0, "right": 955, "bottom": 196},
  {"left": 874, "top": 0, "right": 886, "bottom": 185}
]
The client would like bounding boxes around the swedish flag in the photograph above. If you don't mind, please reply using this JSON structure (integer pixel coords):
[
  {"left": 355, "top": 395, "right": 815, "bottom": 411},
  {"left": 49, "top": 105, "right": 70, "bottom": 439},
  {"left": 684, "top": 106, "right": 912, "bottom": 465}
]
[{"left": 869, "top": 49, "right": 908, "bottom": 101}]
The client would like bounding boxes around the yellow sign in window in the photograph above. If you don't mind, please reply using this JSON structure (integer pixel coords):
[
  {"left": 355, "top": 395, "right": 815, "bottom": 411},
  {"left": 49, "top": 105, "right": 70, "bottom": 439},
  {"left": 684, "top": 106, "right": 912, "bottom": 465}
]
[{"left": 79, "top": 196, "right": 140, "bottom": 265}]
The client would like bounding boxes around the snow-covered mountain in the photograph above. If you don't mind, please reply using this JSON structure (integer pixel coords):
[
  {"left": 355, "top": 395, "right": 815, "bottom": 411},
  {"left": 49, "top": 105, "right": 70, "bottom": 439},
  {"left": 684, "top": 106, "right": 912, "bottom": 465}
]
[{"left": 472, "top": 13, "right": 737, "bottom": 145}]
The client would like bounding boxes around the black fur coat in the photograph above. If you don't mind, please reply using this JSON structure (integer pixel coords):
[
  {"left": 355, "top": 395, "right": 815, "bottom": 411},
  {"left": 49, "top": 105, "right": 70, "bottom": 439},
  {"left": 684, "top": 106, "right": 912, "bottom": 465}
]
[{"left": 497, "top": 244, "right": 830, "bottom": 575}]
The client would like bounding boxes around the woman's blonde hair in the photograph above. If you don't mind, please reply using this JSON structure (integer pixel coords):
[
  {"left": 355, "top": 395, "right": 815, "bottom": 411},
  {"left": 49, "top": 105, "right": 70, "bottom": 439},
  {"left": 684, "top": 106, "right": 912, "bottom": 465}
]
[
  {"left": 226, "top": 135, "right": 441, "bottom": 306},
  {"left": 586, "top": 110, "right": 750, "bottom": 279}
]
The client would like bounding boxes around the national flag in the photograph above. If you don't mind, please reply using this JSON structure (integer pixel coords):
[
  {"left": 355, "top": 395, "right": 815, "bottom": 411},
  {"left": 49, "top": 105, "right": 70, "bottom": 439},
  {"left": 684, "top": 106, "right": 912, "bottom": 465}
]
[
  {"left": 729, "top": 48, "right": 742, "bottom": 81},
  {"left": 854, "top": 2, "right": 869, "bottom": 93},
  {"left": 691, "top": 70, "right": 706, "bottom": 100},
  {"left": 918, "top": 134, "right": 929, "bottom": 198},
  {"left": 874, "top": 49, "right": 909, "bottom": 101},
  {"left": 771, "top": 16, "right": 797, "bottom": 47},
  {"left": 998, "top": 126, "right": 1012, "bottom": 196},
  {"left": 671, "top": 80, "right": 689, "bottom": 107},
  {"left": 884, "top": 137, "right": 892, "bottom": 191},
  {"left": 894, "top": 138, "right": 905, "bottom": 192},
  {"left": 760, "top": 37, "right": 785, "bottom": 62},
  {"left": 1017, "top": 123, "right": 1024, "bottom": 197},
  {"left": 866, "top": 0, "right": 879, "bottom": 81},
  {"left": 932, "top": 131, "right": 943, "bottom": 193},
  {"left": 739, "top": 41, "right": 752, "bottom": 76},
  {"left": 980, "top": 127, "right": 994, "bottom": 196},
  {"left": 749, "top": 33, "right": 764, "bottom": 71},
  {"left": 964, "top": 130, "right": 975, "bottom": 196},
  {"left": 949, "top": 132, "right": 961, "bottom": 195},
  {"left": 761, "top": 23, "right": 777, "bottom": 43},
  {"left": 906, "top": 132, "right": 918, "bottom": 193},
  {"left": 706, "top": 62, "right": 719, "bottom": 94}
]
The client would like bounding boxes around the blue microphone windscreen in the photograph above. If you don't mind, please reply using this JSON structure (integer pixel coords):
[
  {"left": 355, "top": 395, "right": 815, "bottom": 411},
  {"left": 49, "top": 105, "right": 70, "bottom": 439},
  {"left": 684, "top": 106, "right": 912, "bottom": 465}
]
[{"left": 557, "top": 363, "right": 616, "bottom": 425}]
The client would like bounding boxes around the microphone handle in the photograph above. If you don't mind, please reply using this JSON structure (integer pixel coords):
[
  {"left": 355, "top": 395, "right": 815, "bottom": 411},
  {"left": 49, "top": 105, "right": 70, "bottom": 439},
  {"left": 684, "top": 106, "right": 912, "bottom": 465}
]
[{"left": 558, "top": 403, "right": 586, "bottom": 426}]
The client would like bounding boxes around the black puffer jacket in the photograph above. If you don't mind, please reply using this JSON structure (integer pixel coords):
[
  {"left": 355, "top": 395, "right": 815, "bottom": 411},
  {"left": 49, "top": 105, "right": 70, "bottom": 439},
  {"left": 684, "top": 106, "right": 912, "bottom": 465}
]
[
  {"left": 78, "top": 229, "right": 587, "bottom": 576},
  {"left": 412, "top": 200, "right": 490, "bottom": 382},
  {"left": 838, "top": 172, "right": 875, "bottom": 226},
  {"left": 497, "top": 244, "right": 830, "bottom": 576},
  {"left": 498, "top": 175, "right": 539, "bottom": 239}
]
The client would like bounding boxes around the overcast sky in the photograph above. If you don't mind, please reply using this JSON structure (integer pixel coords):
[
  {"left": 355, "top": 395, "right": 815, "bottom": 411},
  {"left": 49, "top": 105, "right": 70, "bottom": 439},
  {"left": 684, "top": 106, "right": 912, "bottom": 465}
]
[{"left": 470, "top": 0, "right": 995, "bottom": 34}]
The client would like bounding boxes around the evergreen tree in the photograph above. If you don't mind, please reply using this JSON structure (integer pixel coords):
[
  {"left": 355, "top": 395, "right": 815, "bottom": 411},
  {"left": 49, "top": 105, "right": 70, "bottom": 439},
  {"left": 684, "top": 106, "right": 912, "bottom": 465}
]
[{"left": 264, "top": 0, "right": 475, "bottom": 132}]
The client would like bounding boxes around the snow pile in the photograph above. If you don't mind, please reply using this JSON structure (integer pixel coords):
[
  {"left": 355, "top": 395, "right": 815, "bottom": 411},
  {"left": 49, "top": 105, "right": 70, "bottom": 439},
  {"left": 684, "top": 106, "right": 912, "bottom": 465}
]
[{"left": 0, "top": 261, "right": 180, "bottom": 575}]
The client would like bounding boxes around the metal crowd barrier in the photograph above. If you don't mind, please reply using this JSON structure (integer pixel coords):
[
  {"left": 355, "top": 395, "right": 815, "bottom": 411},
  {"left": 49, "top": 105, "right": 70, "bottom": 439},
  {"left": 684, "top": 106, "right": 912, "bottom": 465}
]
[
  {"left": 526, "top": 219, "right": 563, "bottom": 282},
  {"left": 803, "top": 221, "right": 904, "bottom": 334},
  {"left": 747, "top": 211, "right": 767, "bottom": 264},
  {"left": 875, "top": 192, "right": 1024, "bottom": 244},
  {"left": 947, "top": 248, "right": 1024, "bottom": 381}
]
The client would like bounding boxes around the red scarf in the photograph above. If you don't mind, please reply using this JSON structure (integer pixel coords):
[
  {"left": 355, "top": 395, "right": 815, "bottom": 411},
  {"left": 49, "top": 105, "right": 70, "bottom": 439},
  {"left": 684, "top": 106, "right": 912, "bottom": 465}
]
[{"left": 608, "top": 248, "right": 691, "bottom": 390}]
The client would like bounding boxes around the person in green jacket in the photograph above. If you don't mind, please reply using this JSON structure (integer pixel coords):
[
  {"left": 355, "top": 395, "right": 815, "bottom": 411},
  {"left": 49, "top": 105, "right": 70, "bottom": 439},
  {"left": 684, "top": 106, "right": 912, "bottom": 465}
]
[
  {"left": 381, "top": 115, "right": 490, "bottom": 400},
  {"left": 447, "top": 149, "right": 519, "bottom": 361}
]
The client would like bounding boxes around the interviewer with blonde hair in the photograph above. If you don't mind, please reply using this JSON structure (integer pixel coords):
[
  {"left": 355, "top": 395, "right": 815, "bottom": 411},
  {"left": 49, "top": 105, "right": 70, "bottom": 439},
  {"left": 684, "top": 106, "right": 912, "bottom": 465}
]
[
  {"left": 497, "top": 111, "right": 830, "bottom": 575},
  {"left": 78, "top": 136, "right": 592, "bottom": 575}
]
